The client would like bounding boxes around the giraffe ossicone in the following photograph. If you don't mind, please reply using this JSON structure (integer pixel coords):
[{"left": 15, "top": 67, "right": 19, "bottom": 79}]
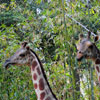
[
  {"left": 4, "top": 42, "right": 57, "bottom": 100},
  {"left": 76, "top": 32, "right": 100, "bottom": 84}
]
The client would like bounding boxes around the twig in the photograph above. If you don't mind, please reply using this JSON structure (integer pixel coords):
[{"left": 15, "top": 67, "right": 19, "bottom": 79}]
[{"left": 65, "top": 14, "right": 96, "bottom": 37}]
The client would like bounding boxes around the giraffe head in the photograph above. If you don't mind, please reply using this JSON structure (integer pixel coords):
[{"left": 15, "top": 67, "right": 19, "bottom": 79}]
[
  {"left": 4, "top": 42, "right": 34, "bottom": 69},
  {"left": 76, "top": 32, "right": 100, "bottom": 61}
]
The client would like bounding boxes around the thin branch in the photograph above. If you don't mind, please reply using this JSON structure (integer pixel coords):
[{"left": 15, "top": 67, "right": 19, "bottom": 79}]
[{"left": 65, "top": 14, "right": 96, "bottom": 37}]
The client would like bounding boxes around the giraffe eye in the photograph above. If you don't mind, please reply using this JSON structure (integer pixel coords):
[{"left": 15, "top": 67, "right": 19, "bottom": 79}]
[{"left": 19, "top": 54, "right": 25, "bottom": 57}]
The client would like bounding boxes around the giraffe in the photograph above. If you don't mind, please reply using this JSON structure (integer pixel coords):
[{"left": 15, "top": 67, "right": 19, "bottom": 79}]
[
  {"left": 76, "top": 32, "right": 100, "bottom": 84},
  {"left": 4, "top": 42, "right": 57, "bottom": 100}
]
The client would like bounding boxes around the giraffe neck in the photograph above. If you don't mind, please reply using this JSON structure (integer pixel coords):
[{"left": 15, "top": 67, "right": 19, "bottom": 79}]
[
  {"left": 90, "top": 46, "right": 100, "bottom": 84},
  {"left": 89, "top": 44, "right": 100, "bottom": 60},
  {"left": 30, "top": 50, "right": 57, "bottom": 100},
  {"left": 89, "top": 47, "right": 100, "bottom": 84}
]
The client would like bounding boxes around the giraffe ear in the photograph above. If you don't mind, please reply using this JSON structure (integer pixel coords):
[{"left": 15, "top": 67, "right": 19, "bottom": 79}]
[
  {"left": 94, "top": 35, "right": 99, "bottom": 42},
  {"left": 21, "top": 42, "right": 28, "bottom": 48},
  {"left": 79, "top": 34, "right": 84, "bottom": 41}
]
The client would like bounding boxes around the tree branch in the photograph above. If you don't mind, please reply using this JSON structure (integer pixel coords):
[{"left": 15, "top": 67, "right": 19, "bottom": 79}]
[{"left": 65, "top": 14, "right": 96, "bottom": 37}]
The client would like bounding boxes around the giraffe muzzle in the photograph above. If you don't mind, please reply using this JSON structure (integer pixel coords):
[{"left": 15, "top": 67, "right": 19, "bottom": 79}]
[
  {"left": 4, "top": 59, "right": 15, "bottom": 69},
  {"left": 4, "top": 59, "right": 11, "bottom": 69},
  {"left": 76, "top": 52, "right": 84, "bottom": 61}
]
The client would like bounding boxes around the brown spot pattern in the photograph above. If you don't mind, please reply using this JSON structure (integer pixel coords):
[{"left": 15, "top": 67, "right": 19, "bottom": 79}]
[
  {"left": 37, "top": 67, "right": 41, "bottom": 75},
  {"left": 45, "top": 96, "right": 51, "bottom": 100},
  {"left": 40, "top": 92, "right": 45, "bottom": 100},
  {"left": 39, "top": 78, "right": 44, "bottom": 90},
  {"left": 33, "top": 73, "right": 37, "bottom": 80},
  {"left": 32, "top": 61, "right": 37, "bottom": 71},
  {"left": 95, "top": 59, "right": 100, "bottom": 64},
  {"left": 34, "top": 83, "right": 38, "bottom": 89},
  {"left": 96, "top": 66, "right": 99, "bottom": 72}
]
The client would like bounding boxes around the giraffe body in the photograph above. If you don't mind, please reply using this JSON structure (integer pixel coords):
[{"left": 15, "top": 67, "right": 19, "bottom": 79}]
[{"left": 4, "top": 42, "right": 57, "bottom": 100}]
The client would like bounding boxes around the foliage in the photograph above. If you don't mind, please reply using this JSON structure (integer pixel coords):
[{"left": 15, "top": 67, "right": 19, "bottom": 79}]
[{"left": 0, "top": 0, "right": 100, "bottom": 100}]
